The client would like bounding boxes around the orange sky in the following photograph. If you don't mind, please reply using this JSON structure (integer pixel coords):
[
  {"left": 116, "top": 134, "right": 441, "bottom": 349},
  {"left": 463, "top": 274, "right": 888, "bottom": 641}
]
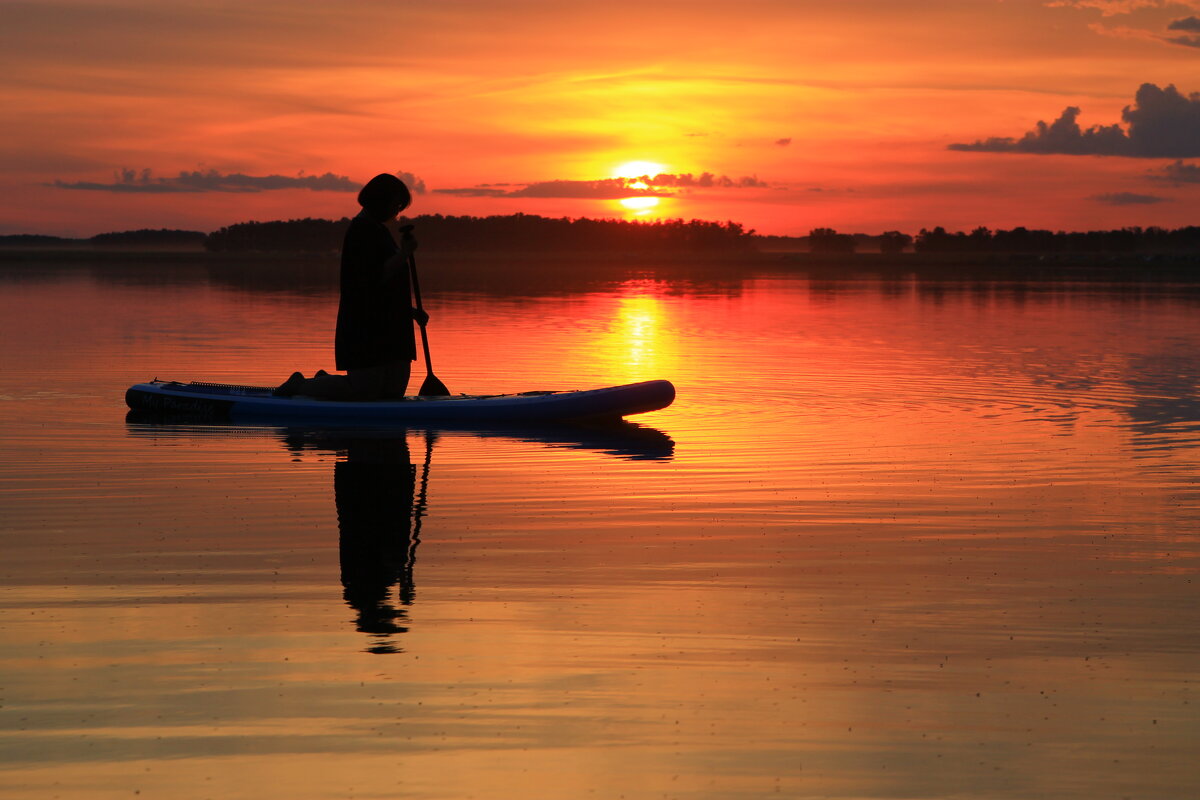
[{"left": 3, "top": 0, "right": 1200, "bottom": 237}]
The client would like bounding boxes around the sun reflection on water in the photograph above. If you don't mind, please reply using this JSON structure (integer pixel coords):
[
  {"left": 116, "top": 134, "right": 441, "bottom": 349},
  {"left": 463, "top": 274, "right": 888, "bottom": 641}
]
[{"left": 598, "top": 289, "right": 678, "bottom": 379}]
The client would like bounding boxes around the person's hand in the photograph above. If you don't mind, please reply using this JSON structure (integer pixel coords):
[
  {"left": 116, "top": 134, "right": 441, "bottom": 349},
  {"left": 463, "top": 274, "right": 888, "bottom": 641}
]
[
  {"left": 400, "top": 230, "right": 419, "bottom": 258},
  {"left": 413, "top": 307, "right": 430, "bottom": 326}
]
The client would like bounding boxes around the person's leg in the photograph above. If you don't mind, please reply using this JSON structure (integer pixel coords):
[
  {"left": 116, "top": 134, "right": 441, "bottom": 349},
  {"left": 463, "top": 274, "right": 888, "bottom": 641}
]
[
  {"left": 348, "top": 361, "right": 410, "bottom": 400},
  {"left": 275, "top": 371, "right": 306, "bottom": 396},
  {"left": 302, "top": 372, "right": 355, "bottom": 399},
  {"left": 348, "top": 363, "right": 388, "bottom": 400},
  {"left": 382, "top": 360, "right": 412, "bottom": 400},
  {"left": 275, "top": 371, "right": 355, "bottom": 399}
]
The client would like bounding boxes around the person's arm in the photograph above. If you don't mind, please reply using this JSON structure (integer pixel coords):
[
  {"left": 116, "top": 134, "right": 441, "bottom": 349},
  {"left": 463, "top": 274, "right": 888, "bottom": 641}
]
[
  {"left": 381, "top": 232, "right": 415, "bottom": 282},
  {"left": 384, "top": 229, "right": 428, "bottom": 325}
]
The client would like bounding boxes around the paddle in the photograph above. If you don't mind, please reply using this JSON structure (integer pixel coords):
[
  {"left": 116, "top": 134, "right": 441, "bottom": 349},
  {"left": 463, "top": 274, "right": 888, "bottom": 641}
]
[
  {"left": 407, "top": 252, "right": 451, "bottom": 396},
  {"left": 400, "top": 428, "right": 435, "bottom": 607}
]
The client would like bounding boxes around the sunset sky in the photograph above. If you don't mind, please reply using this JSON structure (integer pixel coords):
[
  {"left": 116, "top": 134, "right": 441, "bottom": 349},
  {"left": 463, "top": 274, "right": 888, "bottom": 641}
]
[{"left": 4, "top": 0, "right": 1200, "bottom": 237}]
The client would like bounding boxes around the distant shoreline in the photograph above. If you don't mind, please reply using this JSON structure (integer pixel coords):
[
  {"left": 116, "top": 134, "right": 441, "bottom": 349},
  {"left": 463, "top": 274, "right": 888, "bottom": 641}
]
[{"left": 2, "top": 245, "right": 1200, "bottom": 283}]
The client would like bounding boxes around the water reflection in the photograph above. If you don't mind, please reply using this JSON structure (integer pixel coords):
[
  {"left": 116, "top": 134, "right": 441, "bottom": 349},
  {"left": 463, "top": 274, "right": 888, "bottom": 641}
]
[
  {"left": 6, "top": 267, "right": 1200, "bottom": 799},
  {"left": 125, "top": 416, "right": 674, "bottom": 653},
  {"left": 124, "top": 414, "right": 676, "bottom": 461},
  {"left": 282, "top": 430, "right": 425, "bottom": 654}
]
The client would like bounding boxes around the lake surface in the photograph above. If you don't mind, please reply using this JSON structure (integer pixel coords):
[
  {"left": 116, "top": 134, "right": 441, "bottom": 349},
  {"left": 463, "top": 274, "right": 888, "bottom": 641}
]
[{"left": 0, "top": 258, "right": 1197, "bottom": 799}]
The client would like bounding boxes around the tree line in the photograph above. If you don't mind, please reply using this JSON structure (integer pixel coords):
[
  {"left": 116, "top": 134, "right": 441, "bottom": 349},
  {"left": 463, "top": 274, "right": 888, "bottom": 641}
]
[
  {"left": 0, "top": 229, "right": 207, "bottom": 248},
  {"left": 7, "top": 218, "right": 1200, "bottom": 256},
  {"left": 203, "top": 214, "right": 756, "bottom": 254},
  {"left": 808, "top": 225, "right": 1200, "bottom": 254}
]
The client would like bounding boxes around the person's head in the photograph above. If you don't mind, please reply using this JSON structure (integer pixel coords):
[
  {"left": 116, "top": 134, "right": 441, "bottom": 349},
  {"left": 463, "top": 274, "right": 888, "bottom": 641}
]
[{"left": 358, "top": 173, "right": 412, "bottom": 221}]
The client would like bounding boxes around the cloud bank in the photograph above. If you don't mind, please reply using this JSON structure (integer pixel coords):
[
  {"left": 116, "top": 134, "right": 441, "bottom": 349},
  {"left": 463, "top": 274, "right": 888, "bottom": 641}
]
[
  {"left": 1168, "top": 15, "right": 1200, "bottom": 31},
  {"left": 644, "top": 172, "right": 768, "bottom": 188},
  {"left": 52, "top": 168, "right": 364, "bottom": 193},
  {"left": 1154, "top": 160, "right": 1200, "bottom": 182},
  {"left": 1166, "top": 33, "right": 1200, "bottom": 47},
  {"left": 1092, "top": 191, "right": 1168, "bottom": 204},
  {"left": 1047, "top": 1, "right": 1200, "bottom": 16},
  {"left": 949, "top": 83, "right": 1200, "bottom": 158},
  {"left": 434, "top": 172, "right": 768, "bottom": 199},
  {"left": 51, "top": 169, "right": 428, "bottom": 194}
]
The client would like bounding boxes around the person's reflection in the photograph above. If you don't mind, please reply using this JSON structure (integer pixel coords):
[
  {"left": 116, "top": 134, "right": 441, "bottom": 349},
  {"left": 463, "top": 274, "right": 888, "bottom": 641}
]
[{"left": 332, "top": 432, "right": 430, "bottom": 654}]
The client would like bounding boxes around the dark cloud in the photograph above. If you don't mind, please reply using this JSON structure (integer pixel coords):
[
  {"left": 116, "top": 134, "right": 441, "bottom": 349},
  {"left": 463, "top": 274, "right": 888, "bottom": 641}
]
[
  {"left": 949, "top": 106, "right": 1128, "bottom": 155},
  {"left": 1154, "top": 160, "right": 1200, "bottom": 183},
  {"left": 1124, "top": 84, "right": 1200, "bottom": 157},
  {"left": 508, "top": 179, "right": 672, "bottom": 199},
  {"left": 433, "top": 178, "right": 666, "bottom": 199},
  {"left": 1166, "top": 34, "right": 1200, "bottom": 48},
  {"left": 434, "top": 172, "right": 769, "bottom": 199},
  {"left": 52, "top": 168, "right": 364, "bottom": 193},
  {"left": 395, "top": 171, "right": 427, "bottom": 194},
  {"left": 645, "top": 172, "right": 768, "bottom": 188},
  {"left": 433, "top": 179, "right": 644, "bottom": 199},
  {"left": 949, "top": 83, "right": 1200, "bottom": 158},
  {"left": 433, "top": 187, "right": 509, "bottom": 197},
  {"left": 775, "top": 138, "right": 792, "bottom": 147},
  {"left": 1168, "top": 16, "right": 1200, "bottom": 32},
  {"left": 1093, "top": 191, "right": 1169, "bottom": 205}
]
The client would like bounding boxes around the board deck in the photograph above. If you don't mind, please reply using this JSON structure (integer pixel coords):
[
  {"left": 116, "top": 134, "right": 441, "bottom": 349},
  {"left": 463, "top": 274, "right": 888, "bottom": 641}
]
[{"left": 125, "top": 379, "right": 675, "bottom": 423}]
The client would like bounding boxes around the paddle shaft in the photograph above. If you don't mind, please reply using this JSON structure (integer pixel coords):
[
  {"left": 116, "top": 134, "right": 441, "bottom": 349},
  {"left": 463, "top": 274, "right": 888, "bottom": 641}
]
[
  {"left": 407, "top": 251, "right": 450, "bottom": 395},
  {"left": 408, "top": 253, "right": 433, "bottom": 373}
]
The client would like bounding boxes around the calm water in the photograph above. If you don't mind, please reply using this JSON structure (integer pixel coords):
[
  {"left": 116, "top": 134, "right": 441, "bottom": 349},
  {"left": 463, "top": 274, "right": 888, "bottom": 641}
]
[{"left": 1, "top": 259, "right": 1198, "bottom": 799}]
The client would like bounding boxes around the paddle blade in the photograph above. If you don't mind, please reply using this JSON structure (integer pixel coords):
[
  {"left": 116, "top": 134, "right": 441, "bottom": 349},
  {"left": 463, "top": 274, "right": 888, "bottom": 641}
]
[{"left": 419, "top": 373, "right": 451, "bottom": 397}]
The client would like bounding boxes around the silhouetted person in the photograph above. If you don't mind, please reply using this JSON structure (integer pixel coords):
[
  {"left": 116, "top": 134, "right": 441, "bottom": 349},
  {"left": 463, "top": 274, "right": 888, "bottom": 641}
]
[
  {"left": 276, "top": 173, "right": 429, "bottom": 399},
  {"left": 334, "top": 435, "right": 418, "bottom": 654}
]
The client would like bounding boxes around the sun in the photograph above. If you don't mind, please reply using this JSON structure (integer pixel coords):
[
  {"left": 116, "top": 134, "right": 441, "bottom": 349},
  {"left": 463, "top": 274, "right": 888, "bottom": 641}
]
[
  {"left": 612, "top": 160, "right": 667, "bottom": 214},
  {"left": 620, "top": 196, "right": 660, "bottom": 211},
  {"left": 612, "top": 161, "right": 666, "bottom": 180}
]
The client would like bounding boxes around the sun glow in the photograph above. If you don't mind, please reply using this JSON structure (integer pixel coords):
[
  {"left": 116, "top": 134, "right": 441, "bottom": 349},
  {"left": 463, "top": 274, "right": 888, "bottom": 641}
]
[
  {"left": 612, "top": 161, "right": 666, "bottom": 215},
  {"left": 620, "top": 196, "right": 660, "bottom": 211},
  {"left": 613, "top": 161, "right": 665, "bottom": 180}
]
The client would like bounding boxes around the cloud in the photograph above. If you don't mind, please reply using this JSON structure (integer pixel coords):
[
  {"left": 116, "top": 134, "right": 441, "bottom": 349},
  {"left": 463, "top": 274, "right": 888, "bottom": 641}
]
[
  {"left": 1166, "top": 33, "right": 1200, "bottom": 46},
  {"left": 395, "top": 171, "right": 427, "bottom": 194},
  {"left": 1088, "top": 21, "right": 1164, "bottom": 42},
  {"left": 433, "top": 179, "right": 654, "bottom": 199},
  {"left": 775, "top": 138, "right": 793, "bottom": 147},
  {"left": 644, "top": 172, "right": 768, "bottom": 188},
  {"left": 433, "top": 172, "right": 769, "bottom": 199},
  {"left": 1047, "top": 0, "right": 1196, "bottom": 15},
  {"left": 52, "top": 168, "right": 364, "bottom": 193},
  {"left": 1055, "top": 4, "right": 1200, "bottom": 48},
  {"left": 1092, "top": 191, "right": 1169, "bottom": 204},
  {"left": 1153, "top": 159, "right": 1200, "bottom": 182},
  {"left": 1124, "top": 84, "right": 1200, "bottom": 156},
  {"left": 508, "top": 179, "right": 673, "bottom": 199},
  {"left": 1165, "top": 14, "right": 1200, "bottom": 47},
  {"left": 433, "top": 187, "right": 510, "bottom": 198},
  {"left": 949, "top": 83, "right": 1200, "bottom": 158},
  {"left": 949, "top": 106, "right": 1128, "bottom": 155}
]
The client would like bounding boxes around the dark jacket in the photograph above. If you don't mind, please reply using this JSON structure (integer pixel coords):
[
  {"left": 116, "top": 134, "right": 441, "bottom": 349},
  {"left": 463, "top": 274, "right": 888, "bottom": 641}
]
[{"left": 335, "top": 215, "right": 416, "bottom": 371}]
